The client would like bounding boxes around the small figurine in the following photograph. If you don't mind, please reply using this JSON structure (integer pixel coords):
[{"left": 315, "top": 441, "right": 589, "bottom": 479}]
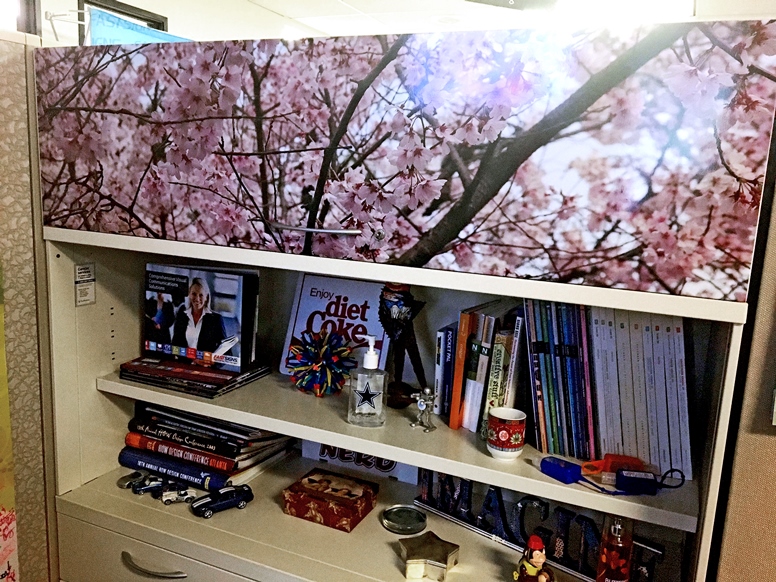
[
  {"left": 410, "top": 386, "right": 437, "bottom": 432},
  {"left": 514, "top": 535, "right": 554, "bottom": 582}
]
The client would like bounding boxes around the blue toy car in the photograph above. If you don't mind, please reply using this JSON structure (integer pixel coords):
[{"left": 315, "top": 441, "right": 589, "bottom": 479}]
[
  {"left": 131, "top": 475, "right": 166, "bottom": 496},
  {"left": 190, "top": 485, "right": 254, "bottom": 518}
]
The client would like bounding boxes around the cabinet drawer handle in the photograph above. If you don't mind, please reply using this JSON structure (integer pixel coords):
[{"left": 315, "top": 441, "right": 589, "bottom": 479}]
[
  {"left": 121, "top": 551, "right": 188, "bottom": 579},
  {"left": 268, "top": 222, "right": 362, "bottom": 236}
]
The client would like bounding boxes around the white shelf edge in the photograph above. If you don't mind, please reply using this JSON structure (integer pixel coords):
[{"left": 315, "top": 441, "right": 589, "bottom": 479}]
[
  {"left": 45, "top": 227, "right": 748, "bottom": 324},
  {"left": 97, "top": 374, "right": 699, "bottom": 533}
]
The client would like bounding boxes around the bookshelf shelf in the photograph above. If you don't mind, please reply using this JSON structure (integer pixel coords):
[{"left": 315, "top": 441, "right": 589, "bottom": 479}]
[
  {"left": 44, "top": 227, "right": 748, "bottom": 324},
  {"left": 97, "top": 372, "right": 700, "bottom": 533},
  {"left": 59, "top": 455, "right": 590, "bottom": 582}
]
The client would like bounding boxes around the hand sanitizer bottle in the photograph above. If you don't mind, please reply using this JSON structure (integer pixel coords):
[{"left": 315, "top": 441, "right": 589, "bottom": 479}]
[{"left": 347, "top": 335, "right": 387, "bottom": 427}]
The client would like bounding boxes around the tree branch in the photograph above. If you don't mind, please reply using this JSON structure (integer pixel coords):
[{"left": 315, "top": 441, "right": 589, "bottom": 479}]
[
  {"left": 392, "top": 22, "right": 694, "bottom": 268},
  {"left": 302, "top": 34, "right": 410, "bottom": 255}
]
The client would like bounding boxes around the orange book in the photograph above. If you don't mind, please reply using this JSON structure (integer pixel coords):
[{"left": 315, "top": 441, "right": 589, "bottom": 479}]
[{"left": 448, "top": 299, "right": 501, "bottom": 430}]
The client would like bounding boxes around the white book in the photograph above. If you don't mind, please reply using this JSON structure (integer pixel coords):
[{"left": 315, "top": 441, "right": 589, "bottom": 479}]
[
  {"left": 629, "top": 314, "right": 650, "bottom": 464},
  {"left": 604, "top": 308, "right": 623, "bottom": 455},
  {"left": 590, "top": 307, "right": 609, "bottom": 456},
  {"left": 433, "top": 329, "right": 445, "bottom": 415},
  {"left": 658, "top": 314, "right": 683, "bottom": 472},
  {"left": 651, "top": 315, "right": 672, "bottom": 474},
  {"left": 642, "top": 316, "right": 661, "bottom": 469},
  {"left": 671, "top": 316, "right": 693, "bottom": 480},
  {"left": 614, "top": 309, "right": 638, "bottom": 457}
]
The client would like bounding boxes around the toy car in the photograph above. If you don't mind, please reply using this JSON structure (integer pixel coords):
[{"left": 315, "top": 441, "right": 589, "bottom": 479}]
[
  {"left": 190, "top": 485, "right": 254, "bottom": 519},
  {"left": 131, "top": 475, "right": 166, "bottom": 496},
  {"left": 116, "top": 469, "right": 149, "bottom": 489},
  {"left": 161, "top": 487, "right": 197, "bottom": 505}
]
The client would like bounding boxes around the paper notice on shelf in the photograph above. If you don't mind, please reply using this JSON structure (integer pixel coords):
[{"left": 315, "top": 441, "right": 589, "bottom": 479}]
[{"left": 74, "top": 263, "right": 96, "bottom": 306}]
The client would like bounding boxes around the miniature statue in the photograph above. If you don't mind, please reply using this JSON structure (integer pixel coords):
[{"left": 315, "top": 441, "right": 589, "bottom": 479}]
[
  {"left": 378, "top": 283, "right": 427, "bottom": 408},
  {"left": 410, "top": 386, "right": 437, "bottom": 432},
  {"left": 514, "top": 535, "right": 554, "bottom": 582}
]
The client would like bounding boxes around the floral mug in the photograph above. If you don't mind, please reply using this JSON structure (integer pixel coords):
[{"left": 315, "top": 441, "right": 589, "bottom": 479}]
[{"left": 486, "top": 407, "right": 527, "bottom": 461}]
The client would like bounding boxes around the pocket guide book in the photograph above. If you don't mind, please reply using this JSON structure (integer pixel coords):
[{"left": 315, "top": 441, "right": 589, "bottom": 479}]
[
  {"left": 143, "top": 263, "right": 260, "bottom": 374},
  {"left": 280, "top": 273, "right": 389, "bottom": 374}
]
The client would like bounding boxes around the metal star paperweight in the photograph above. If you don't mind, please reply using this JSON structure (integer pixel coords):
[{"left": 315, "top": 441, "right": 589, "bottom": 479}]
[{"left": 398, "top": 530, "right": 459, "bottom": 581}]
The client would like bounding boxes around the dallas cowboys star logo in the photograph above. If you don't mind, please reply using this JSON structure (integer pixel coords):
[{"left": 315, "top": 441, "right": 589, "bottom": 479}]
[{"left": 355, "top": 381, "right": 381, "bottom": 409}]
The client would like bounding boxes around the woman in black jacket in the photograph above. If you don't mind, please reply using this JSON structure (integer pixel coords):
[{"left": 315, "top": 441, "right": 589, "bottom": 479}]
[{"left": 172, "top": 277, "right": 227, "bottom": 354}]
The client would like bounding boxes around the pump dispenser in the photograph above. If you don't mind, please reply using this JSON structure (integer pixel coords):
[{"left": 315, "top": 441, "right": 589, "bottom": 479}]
[{"left": 347, "top": 335, "right": 387, "bottom": 426}]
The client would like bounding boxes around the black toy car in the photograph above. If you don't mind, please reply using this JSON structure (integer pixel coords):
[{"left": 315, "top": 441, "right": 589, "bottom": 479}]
[
  {"left": 131, "top": 475, "right": 166, "bottom": 496},
  {"left": 116, "top": 470, "right": 149, "bottom": 489},
  {"left": 190, "top": 485, "right": 254, "bottom": 518}
]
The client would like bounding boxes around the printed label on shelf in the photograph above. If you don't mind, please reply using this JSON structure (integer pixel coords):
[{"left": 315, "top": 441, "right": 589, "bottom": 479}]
[{"left": 74, "top": 263, "right": 96, "bottom": 306}]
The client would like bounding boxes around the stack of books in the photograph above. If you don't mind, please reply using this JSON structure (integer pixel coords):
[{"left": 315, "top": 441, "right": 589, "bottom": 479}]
[
  {"left": 119, "top": 357, "right": 270, "bottom": 398},
  {"left": 436, "top": 299, "right": 524, "bottom": 435},
  {"left": 118, "top": 402, "right": 294, "bottom": 490},
  {"left": 438, "top": 297, "right": 693, "bottom": 478}
]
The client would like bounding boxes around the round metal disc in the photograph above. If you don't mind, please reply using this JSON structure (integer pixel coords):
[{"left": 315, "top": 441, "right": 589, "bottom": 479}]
[{"left": 380, "top": 505, "right": 427, "bottom": 534}]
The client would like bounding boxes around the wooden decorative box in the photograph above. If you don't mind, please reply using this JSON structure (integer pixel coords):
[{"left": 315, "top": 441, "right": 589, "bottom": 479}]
[{"left": 281, "top": 468, "right": 379, "bottom": 533}]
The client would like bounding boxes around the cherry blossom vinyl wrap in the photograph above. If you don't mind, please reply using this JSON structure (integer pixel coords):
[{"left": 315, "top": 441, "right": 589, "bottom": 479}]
[{"left": 34, "top": 22, "right": 776, "bottom": 300}]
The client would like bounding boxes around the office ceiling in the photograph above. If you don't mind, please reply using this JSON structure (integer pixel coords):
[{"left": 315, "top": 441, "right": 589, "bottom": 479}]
[{"left": 246, "top": 0, "right": 695, "bottom": 37}]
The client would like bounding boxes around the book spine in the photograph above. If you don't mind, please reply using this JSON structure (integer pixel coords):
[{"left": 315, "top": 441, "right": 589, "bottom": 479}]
[
  {"left": 118, "top": 446, "right": 230, "bottom": 491},
  {"left": 128, "top": 417, "right": 242, "bottom": 457},
  {"left": 524, "top": 300, "right": 548, "bottom": 452},
  {"left": 546, "top": 301, "right": 569, "bottom": 456},
  {"left": 502, "top": 315, "right": 523, "bottom": 410},
  {"left": 614, "top": 309, "right": 637, "bottom": 458},
  {"left": 473, "top": 314, "right": 497, "bottom": 435},
  {"left": 562, "top": 303, "right": 585, "bottom": 459},
  {"left": 449, "top": 311, "right": 475, "bottom": 430},
  {"left": 125, "top": 432, "right": 236, "bottom": 472},
  {"left": 441, "top": 324, "right": 457, "bottom": 419},
  {"left": 672, "top": 316, "right": 693, "bottom": 480},
  {"left": 137, "top": 402, "right": 265, "bottom": 439},
  {"left": 480, "top": 329, "right": 511, "bottom": 439},
  {"left": 433, "top": 330, "right": 445, "bottom": 416},
  {"left": 651, "top": 315, "right": 672, "bottom": 473},
  {"left": 557, "top": 303, "right": 577, "bottom": 457},
  {"left": 578, "top": 306, "right": 596, "bottom": 460},
  {"left": 601, "top": 309, "right": 621, "bottom": 455},
  {"left": 568, "top": 304, "right": 589, "bottom": 460},
  {"left": 462, "top": 334, "right": 482, "bottom": 432},
  {"left": 659, "top": 315, "right": 683, "bottom": 472},
  {"left": 642, "top": 316, "right": 661, "bottom": 469},
  {"left": 590, "top": 306, "right": 609, "bottom": 457},
  {"left": 534, "top": 299, "right": 557, "bottom": 454},
  {"left": 629, "top": 314, "right": 650, "bottom": 464}
]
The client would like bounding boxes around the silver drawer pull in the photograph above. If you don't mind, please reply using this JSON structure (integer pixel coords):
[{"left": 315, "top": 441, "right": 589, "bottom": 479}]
[
  {"left": 268, "top": 222, "right": 361, "bottom": 235},
  {"left": 121, "top": 551, "right": 188, "bottom": 579}
]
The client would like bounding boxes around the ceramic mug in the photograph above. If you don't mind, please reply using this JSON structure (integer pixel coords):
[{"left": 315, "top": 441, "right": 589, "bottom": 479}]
[{"left": 486, "top": 407, "right": 527, "bottom": 461}]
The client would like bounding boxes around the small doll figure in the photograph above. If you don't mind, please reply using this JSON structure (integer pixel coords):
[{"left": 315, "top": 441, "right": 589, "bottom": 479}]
[
  {"left": 514, "top": 535, "right": 554, "bottom": 582},
  {"left": 410, "top": 386, "right": 437, "bottom": 432}
]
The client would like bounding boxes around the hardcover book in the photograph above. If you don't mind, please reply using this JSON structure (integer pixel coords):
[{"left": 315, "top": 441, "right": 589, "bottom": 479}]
[
  {"left": 125, "top": 431, "right": 292, "bottom": 473},
  {"left": 118, "top": 446, "right": 232, "bottom": 491},
  {"left": 143, "top": 263, "right": 260, "bottom": 374},
  {"left": 279, "top": 273, "right": 389, "bottom": 375}
]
